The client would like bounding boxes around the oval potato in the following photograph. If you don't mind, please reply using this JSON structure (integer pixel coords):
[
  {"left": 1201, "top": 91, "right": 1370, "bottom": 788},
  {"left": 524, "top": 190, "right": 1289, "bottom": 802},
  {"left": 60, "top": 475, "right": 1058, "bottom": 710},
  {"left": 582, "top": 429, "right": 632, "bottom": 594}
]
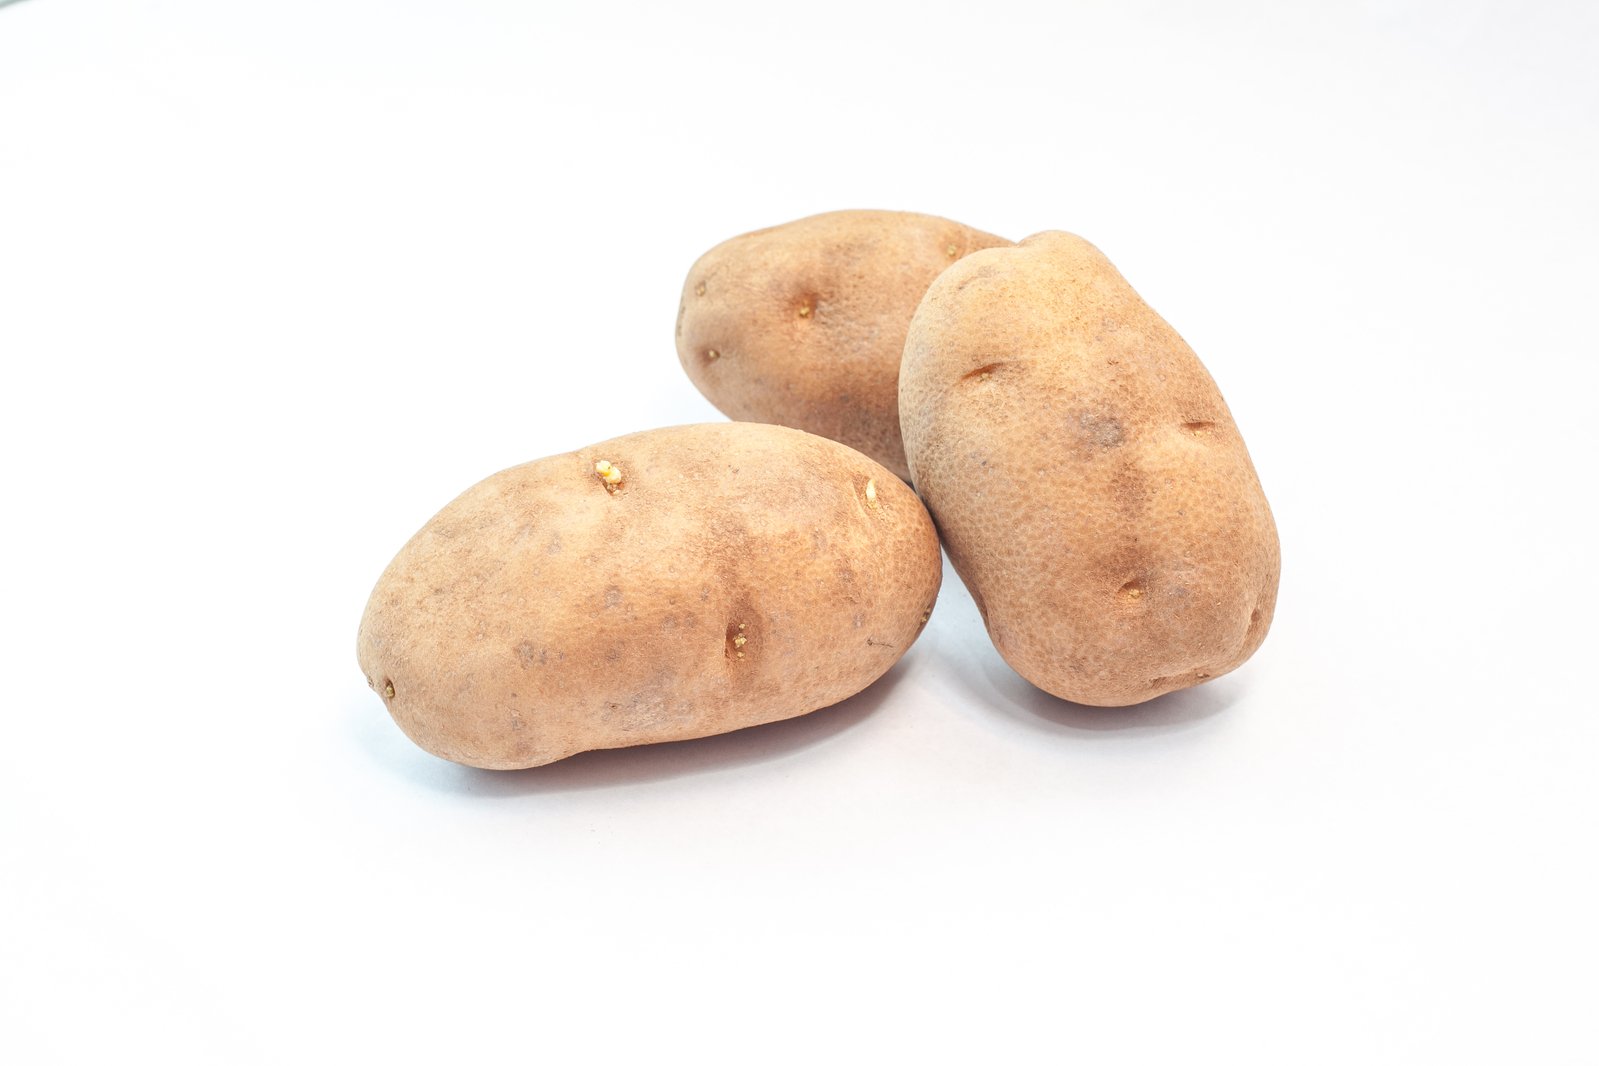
[
  {"left": 357, "top": 423, "right": 942, "bottom": 768},
  {"left": 676, "top": 210, "right": 1010, "bottom": 482},
  {"left": 900, "top": 231, "right": 1280, "bottom": 705}
]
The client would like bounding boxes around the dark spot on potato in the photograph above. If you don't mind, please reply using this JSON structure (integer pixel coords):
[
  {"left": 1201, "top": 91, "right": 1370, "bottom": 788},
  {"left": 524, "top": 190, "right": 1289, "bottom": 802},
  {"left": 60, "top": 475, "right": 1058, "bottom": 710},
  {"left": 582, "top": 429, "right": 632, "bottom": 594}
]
[
  {"left": 1077, "top": 412, "right": 1125, "bottom": 448},
  {"left": 960, "top": 361, "right": 1009, "bottom": 384}
]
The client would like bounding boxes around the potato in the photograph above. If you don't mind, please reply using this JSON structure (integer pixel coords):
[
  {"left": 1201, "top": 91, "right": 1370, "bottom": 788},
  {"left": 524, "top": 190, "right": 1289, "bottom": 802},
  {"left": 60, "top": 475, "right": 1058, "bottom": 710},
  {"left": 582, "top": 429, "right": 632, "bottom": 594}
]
[
  {"left": 357, "top": 423, "right": 942, "bottom": 768},
  {"left": 676, "top": 210, "right": 1010, "bottom": 482},
  {"left": 899, "top": 232, "right": 1280, "bottom": 706}
]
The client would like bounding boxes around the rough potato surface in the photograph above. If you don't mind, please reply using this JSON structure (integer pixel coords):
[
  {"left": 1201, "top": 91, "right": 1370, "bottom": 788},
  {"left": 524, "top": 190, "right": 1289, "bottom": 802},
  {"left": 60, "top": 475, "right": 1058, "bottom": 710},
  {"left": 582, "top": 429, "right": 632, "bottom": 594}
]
[
  {"left": 900, "top": 232, "right": 1280, "bottom": 705},
  {"left": 676, "top": 210, "right": 1010, "bottom": 481},
  {"left": 357, "top": 423, "right": 942, "bottom": 768}
]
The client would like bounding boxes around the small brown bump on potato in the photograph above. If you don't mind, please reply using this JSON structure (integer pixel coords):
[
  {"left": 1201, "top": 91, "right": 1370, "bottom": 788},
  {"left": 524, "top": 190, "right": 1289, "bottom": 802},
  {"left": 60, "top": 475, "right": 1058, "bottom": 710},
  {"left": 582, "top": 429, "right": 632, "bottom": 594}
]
[
  {"left": 357, "top": 423, "right": 942, "bottom": 769},
  {"left": 900, "top": 231, "right": 1280, "bottom": 706},
  {"left": 676, "top": 210, "right": 1010, "bottom": 481}
]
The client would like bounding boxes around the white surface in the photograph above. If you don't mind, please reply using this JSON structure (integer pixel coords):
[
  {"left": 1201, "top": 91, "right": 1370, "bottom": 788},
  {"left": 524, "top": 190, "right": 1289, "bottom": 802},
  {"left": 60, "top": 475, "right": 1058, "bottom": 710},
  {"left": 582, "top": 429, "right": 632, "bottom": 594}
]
[{"left": 2, "top": 1, "right": 1596, "bottom": 1062}]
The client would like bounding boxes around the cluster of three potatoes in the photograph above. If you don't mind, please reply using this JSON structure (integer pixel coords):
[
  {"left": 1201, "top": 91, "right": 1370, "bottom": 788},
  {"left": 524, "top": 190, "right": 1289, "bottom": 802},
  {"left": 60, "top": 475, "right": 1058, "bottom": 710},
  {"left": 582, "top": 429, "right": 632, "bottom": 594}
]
[{"left": 358, "top": 211, "right": 1280, "bottom": 769}]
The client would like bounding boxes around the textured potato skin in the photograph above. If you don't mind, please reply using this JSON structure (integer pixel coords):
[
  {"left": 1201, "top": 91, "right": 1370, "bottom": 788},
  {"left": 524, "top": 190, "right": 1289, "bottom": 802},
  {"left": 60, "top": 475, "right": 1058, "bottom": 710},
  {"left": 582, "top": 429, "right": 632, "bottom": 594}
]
[
  {"left": 900, "top": 232, "right": 1280, "bottom": 706},
  {"left": 676, "top": 210, "right": 1010, "bottom": 482},
  {"left": 357, "top": 423, "right": 942, "bottom": 769}
]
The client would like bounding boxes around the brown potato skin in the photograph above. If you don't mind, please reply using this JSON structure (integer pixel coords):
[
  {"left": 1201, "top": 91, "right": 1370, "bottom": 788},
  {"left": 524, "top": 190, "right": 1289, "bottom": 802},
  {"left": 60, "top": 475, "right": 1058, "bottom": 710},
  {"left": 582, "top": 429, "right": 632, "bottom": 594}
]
[
  {"left": 676, "top": 210, "right": 1011, "bottom": 482},
  {"left": 357, "top": 423, "right": 942, "bottom": 769},
  {"left": 900, "top": 232, "right": 1280, "bottom": 706}
]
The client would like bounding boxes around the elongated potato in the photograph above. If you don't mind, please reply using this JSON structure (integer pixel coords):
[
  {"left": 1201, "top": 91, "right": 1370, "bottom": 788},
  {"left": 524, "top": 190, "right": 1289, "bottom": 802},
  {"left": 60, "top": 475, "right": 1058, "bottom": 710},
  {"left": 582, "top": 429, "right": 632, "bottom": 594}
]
[
  {"left": 357, "top": 423, "right": 941, "bottom": 768},
  {"left": 676, "top": 210, "right": 1010, "bottom": 482},
  {"left": 900, "top": 232, "right": 1279, "bottom": 706}
]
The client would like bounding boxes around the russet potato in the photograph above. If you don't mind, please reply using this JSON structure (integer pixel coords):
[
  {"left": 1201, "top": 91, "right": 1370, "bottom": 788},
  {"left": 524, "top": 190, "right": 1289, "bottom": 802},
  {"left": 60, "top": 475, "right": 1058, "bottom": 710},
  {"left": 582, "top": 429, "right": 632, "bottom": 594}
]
[
  {"left": 676, "top": 210, "right": 1010, "bottom": 482},
  {"left": 357, "top": 422, "right": 941, "bottom": 768},
  {"left": 899, "top": 231, "right": 1279, "bottom": 705}
]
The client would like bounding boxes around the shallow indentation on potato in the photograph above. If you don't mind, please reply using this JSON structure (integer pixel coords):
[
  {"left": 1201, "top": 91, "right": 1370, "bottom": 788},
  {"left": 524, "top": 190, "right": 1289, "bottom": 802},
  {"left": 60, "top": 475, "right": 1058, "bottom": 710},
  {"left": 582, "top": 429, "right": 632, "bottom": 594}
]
[
  {"left": 1181, "top": 420, "right": 1217, "bottom": 435},
  {"left": 382, "top": 678, "right": 395, "bottom": 700},
  {"left": 704, "top": 347, "right": 721, "bottom": 363},
  {"left": 1118, "top": 579, "right": 1145, "bottom": 601},
  {"left": 725, "top": 621, "right": 751, "bottom": 661},
  {"left": 795, "top": 296, "right": 816, "bottom": 319},
  {"left": 1241, "top": 606, "right": 1267, "bottom": 652},
  {"left": 961, "top": 361, "right": 1009, "bottom": 384},
  {"left": 953, "top": 264, "right": 1000, "bottom": 293},
  {"left": 1150, "top": 668, "right": 1211, "bottom": 690},
  {"left": 694, "top": 281, "right": 707, "bottom": 297},
  {"left": 594, "top": 460, "right": 624, "bottom": 494}
]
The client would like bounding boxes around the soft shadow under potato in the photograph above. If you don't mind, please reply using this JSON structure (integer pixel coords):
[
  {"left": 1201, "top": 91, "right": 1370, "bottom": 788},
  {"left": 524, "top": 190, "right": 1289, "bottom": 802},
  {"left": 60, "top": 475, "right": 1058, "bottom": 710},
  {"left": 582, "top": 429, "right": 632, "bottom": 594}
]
[
  {"left": 356, "top": 656, "right": 913, "bottom": 796},
  {"left": 974, "top": 648, "right": 1238, "bottom": 737}
]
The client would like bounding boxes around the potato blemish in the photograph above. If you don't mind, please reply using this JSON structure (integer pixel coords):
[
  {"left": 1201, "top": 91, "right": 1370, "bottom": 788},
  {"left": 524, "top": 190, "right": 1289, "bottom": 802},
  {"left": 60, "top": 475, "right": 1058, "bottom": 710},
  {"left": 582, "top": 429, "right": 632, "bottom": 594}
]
[
  {"left": 725, "top": 621, "right": 750, "bottom": 661},
  {"left": 594, "top": 460, "right": 624, "bottom": 493},
  {"left": 865, "top": 479, "right": 879, "bottom": 509},
  {"left": 961, "top": 362, "right": 1007, "bottom": 384}
]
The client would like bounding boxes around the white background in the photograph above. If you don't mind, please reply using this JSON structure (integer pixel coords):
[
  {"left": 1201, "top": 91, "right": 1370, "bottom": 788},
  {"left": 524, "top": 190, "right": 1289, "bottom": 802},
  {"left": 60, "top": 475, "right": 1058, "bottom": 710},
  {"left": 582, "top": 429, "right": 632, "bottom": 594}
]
[{"left": 2, "top": 1, "right": 1595, "bottom": 1061}]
